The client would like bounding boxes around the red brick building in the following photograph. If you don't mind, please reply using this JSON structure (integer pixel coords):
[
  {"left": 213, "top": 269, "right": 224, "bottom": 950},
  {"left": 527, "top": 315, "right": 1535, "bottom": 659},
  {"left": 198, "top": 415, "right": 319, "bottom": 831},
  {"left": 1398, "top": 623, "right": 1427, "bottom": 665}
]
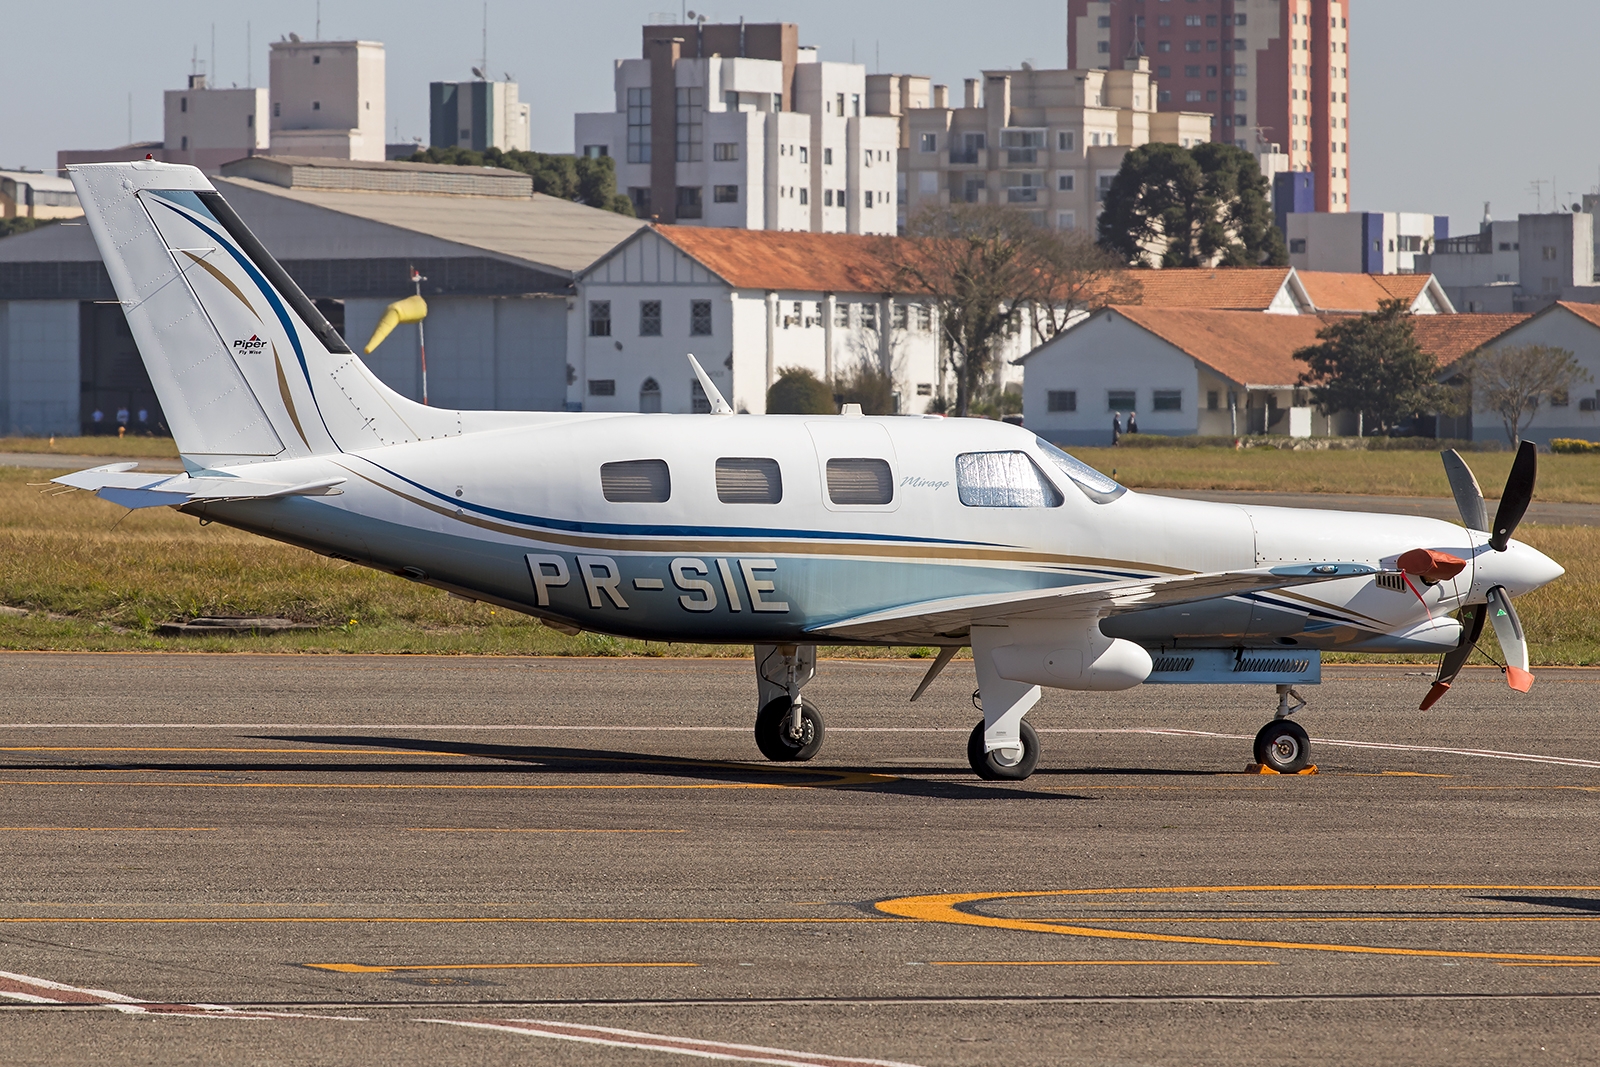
[{"left": 1068, "top": 0, "right": 1349, "bottom": 212}]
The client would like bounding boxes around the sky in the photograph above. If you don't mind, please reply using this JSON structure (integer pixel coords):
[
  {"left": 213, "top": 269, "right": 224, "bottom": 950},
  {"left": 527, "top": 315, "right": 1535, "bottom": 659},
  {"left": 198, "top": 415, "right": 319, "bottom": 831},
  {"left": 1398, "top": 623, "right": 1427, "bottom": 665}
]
[{"left": 3, "top": 0, "right": 1598, "bottom": 234}]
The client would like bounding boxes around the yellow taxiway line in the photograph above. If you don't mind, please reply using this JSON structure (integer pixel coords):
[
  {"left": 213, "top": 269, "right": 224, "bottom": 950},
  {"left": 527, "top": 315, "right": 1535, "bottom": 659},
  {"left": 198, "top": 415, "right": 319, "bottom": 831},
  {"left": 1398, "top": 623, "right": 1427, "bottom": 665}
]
[
  {"left": 877, "top": 885, "right": 1600, "bottom": 965},
  {"left": 306, "top": 961, "right": 696, "bottom": 974}
]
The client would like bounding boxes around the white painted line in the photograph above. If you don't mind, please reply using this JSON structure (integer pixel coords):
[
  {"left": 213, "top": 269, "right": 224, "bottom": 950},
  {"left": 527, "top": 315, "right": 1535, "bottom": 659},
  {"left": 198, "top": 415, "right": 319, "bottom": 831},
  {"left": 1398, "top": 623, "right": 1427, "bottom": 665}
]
[
  {"left": 0, "top": 968, "right": 363, "bottom": 1020},
  {"left": 1057, "top": 727, "right": 1600, "bottom": 770},
  {"left": 1, "top": 724, "right": 1594, "bottom": 769},
  {"left": 425, "top": 1018, "right": 926, "bottom": 1067}
]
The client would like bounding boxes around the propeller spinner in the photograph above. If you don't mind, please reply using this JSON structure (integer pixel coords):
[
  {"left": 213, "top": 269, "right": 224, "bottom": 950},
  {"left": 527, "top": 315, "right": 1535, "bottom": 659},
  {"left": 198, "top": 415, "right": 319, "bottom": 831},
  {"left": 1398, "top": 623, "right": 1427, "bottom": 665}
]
[{"left": 1419, "top": 443, "right": 1550, "bottom": 709}]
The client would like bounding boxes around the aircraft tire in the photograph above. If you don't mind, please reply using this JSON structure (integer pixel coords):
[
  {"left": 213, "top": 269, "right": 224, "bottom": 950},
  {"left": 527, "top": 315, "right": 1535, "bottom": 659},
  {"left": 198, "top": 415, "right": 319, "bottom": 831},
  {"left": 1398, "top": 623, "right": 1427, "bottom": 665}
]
[
  {"left": 754, "top": 697, "right": 825, "bottom": 762},
  {"left": 1253, "top": 719, "right": 1311, "bottom": 773},
  {"left": 967, "top": 720, "right": 1040, "bottom": 781}
]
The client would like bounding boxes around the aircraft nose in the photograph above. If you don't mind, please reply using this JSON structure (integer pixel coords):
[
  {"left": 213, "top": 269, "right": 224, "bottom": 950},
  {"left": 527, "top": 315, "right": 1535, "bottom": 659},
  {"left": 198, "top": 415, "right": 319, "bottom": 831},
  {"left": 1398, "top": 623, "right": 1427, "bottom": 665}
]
[{"left": 1486, "top": 541, "right": 1565, "bottom": 597}]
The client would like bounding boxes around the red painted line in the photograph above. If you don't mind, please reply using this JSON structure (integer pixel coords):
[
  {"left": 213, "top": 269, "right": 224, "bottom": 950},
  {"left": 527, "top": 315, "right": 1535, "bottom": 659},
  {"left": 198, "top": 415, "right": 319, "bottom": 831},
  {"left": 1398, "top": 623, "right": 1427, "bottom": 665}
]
[{"left": 427, "top": 1017, "right": 926, "bottom": 1066}]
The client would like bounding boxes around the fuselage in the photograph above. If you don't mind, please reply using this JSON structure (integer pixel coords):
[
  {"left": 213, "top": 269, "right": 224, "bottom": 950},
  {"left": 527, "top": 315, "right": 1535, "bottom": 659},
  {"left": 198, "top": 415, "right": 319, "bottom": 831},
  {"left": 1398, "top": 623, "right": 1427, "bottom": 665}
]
[{"left": 189, "top": 412, "right": 1564, "bottom": 653}]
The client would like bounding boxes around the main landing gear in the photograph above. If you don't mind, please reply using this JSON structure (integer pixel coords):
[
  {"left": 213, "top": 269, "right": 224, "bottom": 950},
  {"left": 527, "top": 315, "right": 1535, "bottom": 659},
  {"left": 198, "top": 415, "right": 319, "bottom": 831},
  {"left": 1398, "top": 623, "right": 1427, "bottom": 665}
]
[
  {"left": 1253, "top": 685, "right": 1312, "bottom": 773},
  {"left": 752, "top": 644, "right": 824, "bottom": 761}
]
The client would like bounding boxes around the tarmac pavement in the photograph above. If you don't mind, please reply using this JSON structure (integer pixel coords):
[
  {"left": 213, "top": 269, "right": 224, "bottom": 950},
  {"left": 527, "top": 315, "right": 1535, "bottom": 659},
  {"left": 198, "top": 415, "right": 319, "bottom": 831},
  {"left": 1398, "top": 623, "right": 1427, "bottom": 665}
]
[{"left": 1, "top": 653, "right": 1598, "bottom": 1065}]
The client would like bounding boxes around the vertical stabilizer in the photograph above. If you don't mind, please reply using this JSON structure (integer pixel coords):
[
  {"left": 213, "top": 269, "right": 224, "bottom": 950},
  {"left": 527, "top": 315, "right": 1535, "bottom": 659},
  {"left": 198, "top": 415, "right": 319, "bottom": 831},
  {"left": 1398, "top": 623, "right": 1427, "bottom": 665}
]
[{"left": 70, "top": 161, "right": 457, "bottom": 467}]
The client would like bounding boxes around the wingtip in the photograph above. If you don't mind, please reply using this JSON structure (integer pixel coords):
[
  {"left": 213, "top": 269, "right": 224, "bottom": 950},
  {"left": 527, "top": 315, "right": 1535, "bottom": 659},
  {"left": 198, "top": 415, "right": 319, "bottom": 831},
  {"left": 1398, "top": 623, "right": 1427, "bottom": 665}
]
[{"left": 1505, "top": 666, "right": 1534, "bottom": 693}]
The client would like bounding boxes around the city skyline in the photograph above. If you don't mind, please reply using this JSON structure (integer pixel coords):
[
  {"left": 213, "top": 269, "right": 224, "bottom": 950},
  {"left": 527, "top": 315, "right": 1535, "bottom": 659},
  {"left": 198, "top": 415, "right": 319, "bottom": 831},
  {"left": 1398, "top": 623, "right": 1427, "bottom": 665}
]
[{"left": 2, "top": 0, "right": 1598, "bottom": 235}]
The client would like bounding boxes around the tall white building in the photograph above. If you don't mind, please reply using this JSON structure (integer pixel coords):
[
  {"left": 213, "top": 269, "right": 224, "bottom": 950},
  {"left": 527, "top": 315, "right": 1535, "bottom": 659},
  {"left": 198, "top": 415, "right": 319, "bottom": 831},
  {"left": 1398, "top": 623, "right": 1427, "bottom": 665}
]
[
  {"left": 573, "top": 22, "right": 899, "bottom": 233},
  {"left": 268, "top": 37, "right": 386, "bottom": 161},
  {"left": 430, "top": 79, "right": 530, "bottom": 152},
  {"left": 163, "top": 75, "right": 269, "bottom": 173}
]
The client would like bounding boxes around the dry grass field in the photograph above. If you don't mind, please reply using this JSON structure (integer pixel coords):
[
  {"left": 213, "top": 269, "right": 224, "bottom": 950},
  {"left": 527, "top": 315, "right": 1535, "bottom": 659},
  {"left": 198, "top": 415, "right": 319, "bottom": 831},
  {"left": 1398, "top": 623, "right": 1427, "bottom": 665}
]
[
  {"left": 0, "top": 465, "right": 1593, "bottom": 664},
  {"left": 1074, "top": 446, "right": 1600, "bottom": 503},
  {"left": 8, "top": 436, "right": 1598, "bottom": 501}
]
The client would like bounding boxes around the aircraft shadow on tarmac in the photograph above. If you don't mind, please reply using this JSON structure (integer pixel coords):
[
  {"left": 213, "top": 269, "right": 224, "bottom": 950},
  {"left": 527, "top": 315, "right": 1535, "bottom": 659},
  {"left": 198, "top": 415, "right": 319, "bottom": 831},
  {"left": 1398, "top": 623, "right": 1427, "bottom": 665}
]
[
  {"left": 250, "top": 734, "right": 1094, "bottom": 802},
  {"left": 1474, "top": 894, "right": 1600, "bottom": 913}
]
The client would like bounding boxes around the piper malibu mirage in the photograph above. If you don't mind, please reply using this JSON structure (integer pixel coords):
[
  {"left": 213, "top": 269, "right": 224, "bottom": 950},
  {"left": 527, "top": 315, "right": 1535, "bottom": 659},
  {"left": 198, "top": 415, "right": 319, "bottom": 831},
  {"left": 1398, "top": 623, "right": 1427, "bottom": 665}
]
[{"left": 54, "top": 161, "right": 1564, "bottom": 779}]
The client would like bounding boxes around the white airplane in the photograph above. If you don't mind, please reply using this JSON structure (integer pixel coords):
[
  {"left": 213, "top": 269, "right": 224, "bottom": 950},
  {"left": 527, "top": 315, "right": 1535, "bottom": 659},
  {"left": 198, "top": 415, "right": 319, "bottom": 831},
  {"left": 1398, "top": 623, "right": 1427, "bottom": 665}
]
[{"left": 54, "top": 161, "right": 1564, "bottom": 779}]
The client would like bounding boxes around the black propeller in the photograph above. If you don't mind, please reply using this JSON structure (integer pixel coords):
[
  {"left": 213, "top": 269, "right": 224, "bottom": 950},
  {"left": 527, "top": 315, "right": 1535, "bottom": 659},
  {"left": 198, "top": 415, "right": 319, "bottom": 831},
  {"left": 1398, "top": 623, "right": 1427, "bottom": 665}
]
[
  {"left": 1419, "top": 603, "right": 1486, "bottom": 710},
  {"left": 1489, "top": 440, "right": 1538, "bottom": 551}
]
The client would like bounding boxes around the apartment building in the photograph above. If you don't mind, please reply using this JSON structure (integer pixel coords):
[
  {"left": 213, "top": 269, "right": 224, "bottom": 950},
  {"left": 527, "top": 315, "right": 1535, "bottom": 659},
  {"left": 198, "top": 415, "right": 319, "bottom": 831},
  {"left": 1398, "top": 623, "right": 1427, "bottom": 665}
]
[
  {"left": 899, "top": 58, "right": 1211, "bottom": 231},
  {"left": 1418, "top": 210, "right": 1600, "bottom": 314},
  {"left": 268, "top": 36, "right": 386, "bottom": 161},
  {"left": 1286, "top": 211, "right": 1447, "bottom": 274},
  {"left": 1069, "top": 0, "right": 1351, "bottom": 212},
  {"left": 573, "top": 22, "right": 900, "bottom": 234},
  {"left": 430, "top": 79, "right": 530, "bottom": 152}
]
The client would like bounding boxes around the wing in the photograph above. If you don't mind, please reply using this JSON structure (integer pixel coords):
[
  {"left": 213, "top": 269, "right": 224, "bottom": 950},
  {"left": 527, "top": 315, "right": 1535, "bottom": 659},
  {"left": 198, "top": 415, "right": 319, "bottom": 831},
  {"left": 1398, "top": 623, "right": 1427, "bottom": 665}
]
[
  {"left": 53, "top": 464, "right": 345, "bottom": 509},
  {"left": 806, "top": 563, "right": 1375, "bottom": 644}
]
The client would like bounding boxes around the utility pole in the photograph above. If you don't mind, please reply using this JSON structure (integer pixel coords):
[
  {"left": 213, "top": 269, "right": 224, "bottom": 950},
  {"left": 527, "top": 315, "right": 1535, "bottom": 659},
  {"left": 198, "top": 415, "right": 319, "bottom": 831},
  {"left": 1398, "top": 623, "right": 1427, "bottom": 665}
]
[{"left": 411, "top": 268, "right": 430, "bottom": 405}]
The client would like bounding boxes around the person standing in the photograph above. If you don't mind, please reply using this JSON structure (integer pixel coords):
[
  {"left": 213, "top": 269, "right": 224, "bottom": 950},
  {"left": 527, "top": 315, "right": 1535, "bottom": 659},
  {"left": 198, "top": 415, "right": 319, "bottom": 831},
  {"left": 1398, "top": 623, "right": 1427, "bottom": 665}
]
[
  {"left": 1111, "top": 410, "right": 1122, "bottom": 447},
  {"left": 1128, "top": 409, "right": 1139, "bottom": 435}
]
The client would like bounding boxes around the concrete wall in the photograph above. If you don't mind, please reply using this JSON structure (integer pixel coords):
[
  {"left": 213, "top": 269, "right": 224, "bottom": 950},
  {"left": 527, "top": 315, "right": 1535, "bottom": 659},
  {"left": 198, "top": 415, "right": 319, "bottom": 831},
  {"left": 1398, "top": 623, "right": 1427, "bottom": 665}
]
[
  {"left": 344, "top": 295, "right": 569, "bottom": 412},
  {"left": 0, "top": 300, "right": 79, "bottom": 436},
  {"left": 1469, "top": 306, "right": 1600, "bottom": 446},
  {"left": 1021, "top": 311, "right": 1203, "bottom": 445}
]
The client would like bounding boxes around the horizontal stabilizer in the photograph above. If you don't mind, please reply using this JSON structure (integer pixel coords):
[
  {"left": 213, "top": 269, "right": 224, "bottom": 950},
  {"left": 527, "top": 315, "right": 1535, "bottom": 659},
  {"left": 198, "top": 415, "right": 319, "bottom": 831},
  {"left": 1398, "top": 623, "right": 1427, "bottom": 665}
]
[
  {"left": 53, "top": 464, "right": 344, "bottom": 510},
  {"left": 809, "top": 562, "right": 1376, "bottom": 643}
]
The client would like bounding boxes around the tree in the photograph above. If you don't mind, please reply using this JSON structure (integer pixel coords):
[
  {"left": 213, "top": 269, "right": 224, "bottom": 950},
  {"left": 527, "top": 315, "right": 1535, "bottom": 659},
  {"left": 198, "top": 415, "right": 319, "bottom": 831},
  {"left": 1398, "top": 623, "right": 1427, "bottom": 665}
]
[
  {"left": 834, "top": 355, "right": 896, "bottom": 415},
  {"left": 1024, "top": 229, "right": 1137, "bottom": 343},
  {"left": 407, "top": 146, "right": 635, "bottom": 215},
  {"left": 1190, "top": 142, "right": 1287, "bottom": 267},
  {"left": 893, "top": 204, "right": 1127, "bottom": 417},
  {"left": 0, "top": 217, "right": 54, "bottom": 240},
  {"left": 1464, "top": 343, "right": 1591, "bottom": 446},
  {"left": 1098, "top": 142, "right": 1286, "bottom": 268},
  {"left": 766, "top": 367, "right": 836, "bottom": 414},
  {"left": 1293, "top": 299, "right": 1440, "bottom": 435}
]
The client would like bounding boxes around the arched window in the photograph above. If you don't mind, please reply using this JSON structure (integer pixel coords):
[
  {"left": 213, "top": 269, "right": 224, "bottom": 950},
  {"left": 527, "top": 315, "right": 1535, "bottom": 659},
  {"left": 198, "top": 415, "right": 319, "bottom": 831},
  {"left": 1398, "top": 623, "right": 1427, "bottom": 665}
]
[{"left": 639, "top": 377, "right": 661, "bottom": 413}]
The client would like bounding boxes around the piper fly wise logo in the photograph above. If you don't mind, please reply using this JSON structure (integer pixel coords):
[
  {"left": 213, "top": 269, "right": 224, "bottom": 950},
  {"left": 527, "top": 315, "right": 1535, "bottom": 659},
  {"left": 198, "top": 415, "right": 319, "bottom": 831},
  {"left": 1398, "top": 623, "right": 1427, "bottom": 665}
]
[{"left": 233, "top": 334, "right": 267, "bottom": 352}]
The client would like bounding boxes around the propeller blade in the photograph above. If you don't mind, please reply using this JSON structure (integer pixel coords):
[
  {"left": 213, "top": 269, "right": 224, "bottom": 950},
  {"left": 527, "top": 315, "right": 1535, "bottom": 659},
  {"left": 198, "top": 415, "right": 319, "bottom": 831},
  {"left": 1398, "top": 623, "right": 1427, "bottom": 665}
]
[
  {"left": 1440, "top": 449, "right": 1489, "bottom": 533},
  {"left": 1489, "top": 441, "right": 1538, "bottom": 551},
  {"left": 1486, "top": 586, "right": 1533, "bottom": 692},
  {"left": 1419, "top": 603, "right": 1486, "bottom": 710}
]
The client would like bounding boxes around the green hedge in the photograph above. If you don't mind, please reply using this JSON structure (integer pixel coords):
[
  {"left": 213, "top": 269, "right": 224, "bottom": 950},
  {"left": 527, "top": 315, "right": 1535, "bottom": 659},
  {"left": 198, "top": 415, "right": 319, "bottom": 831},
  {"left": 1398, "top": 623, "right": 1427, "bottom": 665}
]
[
  {"left": 1552, "top": 438, "right": 1600, "bottom": 454},
  {"left": 1111, "top": 434, "right": 1501, "bottom": 452}
]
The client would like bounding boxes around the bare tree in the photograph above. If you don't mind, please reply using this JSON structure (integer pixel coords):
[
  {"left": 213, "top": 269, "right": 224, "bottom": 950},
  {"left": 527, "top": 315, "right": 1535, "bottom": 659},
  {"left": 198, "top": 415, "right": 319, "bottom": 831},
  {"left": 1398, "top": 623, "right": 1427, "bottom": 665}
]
[
  {"left": 1027, "top": 228, "right": 1138, "bottom": 343},
  {"left": 1464, "top": 343, "right": 1591, "bottom": 446},
  {"left": 889, "top": 204, "right": 1129, "bottom": 417}
]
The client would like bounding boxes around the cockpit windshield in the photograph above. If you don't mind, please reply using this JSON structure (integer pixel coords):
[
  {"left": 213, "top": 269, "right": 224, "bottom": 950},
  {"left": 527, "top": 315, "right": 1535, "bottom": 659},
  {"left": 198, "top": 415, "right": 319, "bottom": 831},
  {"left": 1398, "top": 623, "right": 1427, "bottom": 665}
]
[{"left": 1034, "top": 436, "right": 1127, "bottom": 504}]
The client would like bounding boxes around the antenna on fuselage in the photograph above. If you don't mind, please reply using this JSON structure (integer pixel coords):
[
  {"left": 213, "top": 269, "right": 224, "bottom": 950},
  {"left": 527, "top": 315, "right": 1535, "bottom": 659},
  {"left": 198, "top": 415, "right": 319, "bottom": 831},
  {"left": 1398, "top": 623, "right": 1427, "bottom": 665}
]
[{"left": 686, "top": 353, "right": 733, "bottom": 415}]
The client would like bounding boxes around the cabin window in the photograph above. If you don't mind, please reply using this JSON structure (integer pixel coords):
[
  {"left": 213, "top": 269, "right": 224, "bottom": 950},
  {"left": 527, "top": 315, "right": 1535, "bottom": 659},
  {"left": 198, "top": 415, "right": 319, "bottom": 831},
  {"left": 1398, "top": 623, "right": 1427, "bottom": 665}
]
[
  {"left": 825, "top": 458, "right": 893, "bottom": 506},
  {"left": 716, "top": 458, "right": 783, "bottom": 504},
  {"left": 956, "top": 451, "right": 1064, "bottom": 508},
  {"left": 1034, "top": 436, "right": 1126, "bottom": 504},
  {"left": 601, "top": 459, "right": 671, "bottom": 503}
]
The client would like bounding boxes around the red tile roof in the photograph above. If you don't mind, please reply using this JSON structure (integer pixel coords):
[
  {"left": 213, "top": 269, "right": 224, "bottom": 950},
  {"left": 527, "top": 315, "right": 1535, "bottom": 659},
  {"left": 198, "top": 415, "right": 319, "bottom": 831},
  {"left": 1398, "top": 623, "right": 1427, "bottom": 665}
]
[
  {"left": 1109, "top": 306, "right": 1329, "bottom": 387},
  {"left": 1295, "top": 271, "right": 1396, "bottom": 312},
  {"left": 654, "top": 225, "right": 899, "bottom": 293},
  {"left": 1409, "top": 314, "right": 1528, "bottom": 368},
  {"left": 1555, "top": 301, "right": 1600, "bottom": 329},
  {"left": 1125, "top": 267, "right": 1294, "bottom": 310}
]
